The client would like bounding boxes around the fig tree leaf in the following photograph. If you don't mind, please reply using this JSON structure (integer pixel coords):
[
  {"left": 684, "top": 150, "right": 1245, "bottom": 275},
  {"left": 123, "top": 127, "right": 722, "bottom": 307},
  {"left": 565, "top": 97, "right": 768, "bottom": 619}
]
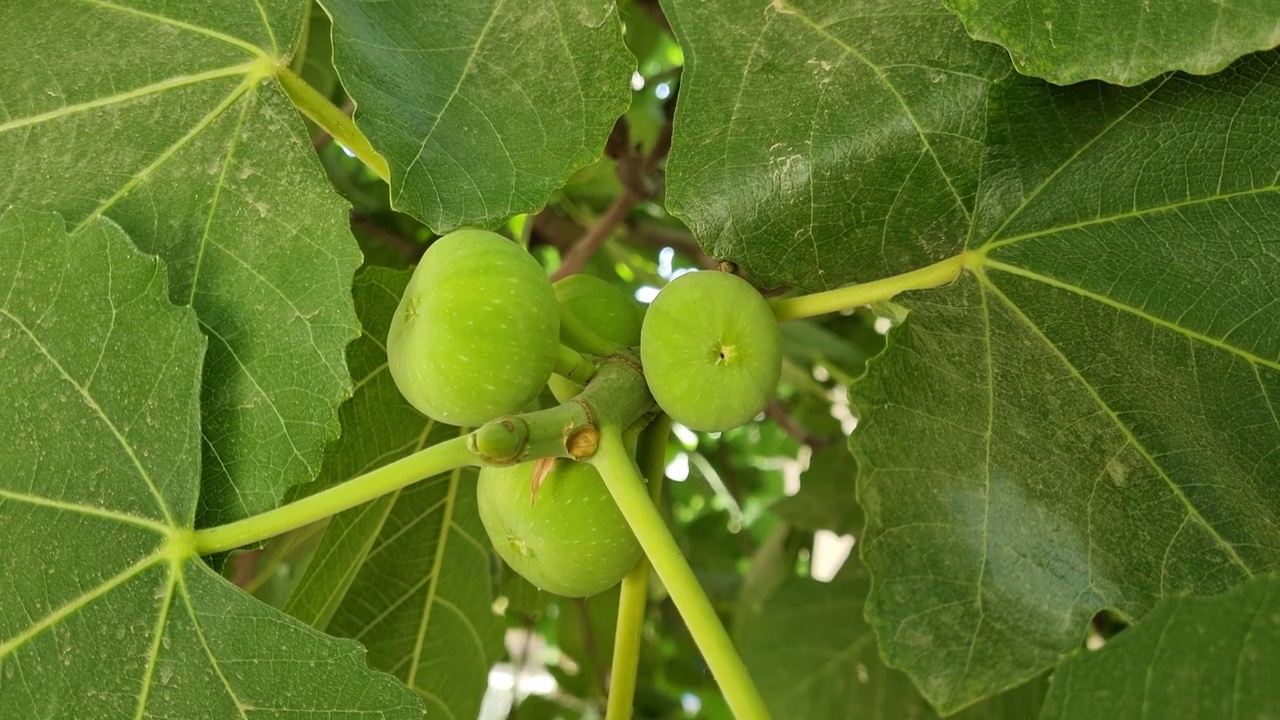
[
  {"left": 661, "top": 0, "right": 1010, "bottom": 290},
  {"left": 945, "top": 0, "right": 1280, "bottom": 86},
  {"left": 285, "top": 267, "right": 502, "bottom": 719},
  {"left": 0, "top": 0, "right": 362, "bottom": 527},
  {"left": 736, "top": 566, "right": 1048, "bottom": 719},
  {"left": 322, "top": 0, "right": 634, "bottom": 231},
  {"left": 854, "top": 58, "right": 1280, "bottom": 712},
  {"left": 1041, "top": 575, "right": 1280, "bottom": 719},
  {"left": 0, "top": 209, "right": 420, "bottom": 719}
]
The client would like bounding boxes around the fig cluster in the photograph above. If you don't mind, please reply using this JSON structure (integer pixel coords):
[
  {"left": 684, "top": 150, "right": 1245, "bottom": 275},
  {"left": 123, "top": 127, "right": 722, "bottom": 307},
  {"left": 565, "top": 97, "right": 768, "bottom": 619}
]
[{"left": 388, "top": 229, "right": 782, "bottom": 596}]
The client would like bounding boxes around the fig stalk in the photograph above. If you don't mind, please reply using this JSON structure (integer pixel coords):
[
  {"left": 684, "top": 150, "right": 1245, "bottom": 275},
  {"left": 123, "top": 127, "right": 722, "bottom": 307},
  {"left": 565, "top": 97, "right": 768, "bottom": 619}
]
[{"left": 590, "top": 425, "right": 772, "bottom": 720}]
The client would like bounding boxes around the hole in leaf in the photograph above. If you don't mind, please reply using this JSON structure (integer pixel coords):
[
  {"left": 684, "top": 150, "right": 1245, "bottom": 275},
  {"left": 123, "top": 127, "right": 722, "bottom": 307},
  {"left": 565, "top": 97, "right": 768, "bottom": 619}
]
[{"left": 1086, "top": 609, "right": 1128, "bottom": 650}]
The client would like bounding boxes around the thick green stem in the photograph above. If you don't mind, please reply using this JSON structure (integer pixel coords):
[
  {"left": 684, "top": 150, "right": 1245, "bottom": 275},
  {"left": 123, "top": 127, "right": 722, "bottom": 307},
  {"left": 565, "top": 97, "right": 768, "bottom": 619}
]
[
  {"left": 769, "top": 253, "right": 967, "bottom": 322},
  {"left": 471, "top": 353, "right": 652, "bottom": 464},
  {"left": 590, "top": 425, "right": 771, "bottom": 720},
  {"left": 605, "top": 416, "right": 670, "bottom": 720},
  {"left": 276, "top": 64, "right": 390, "bottom": 182},
  {"left": 193, "top": 435, "right": 477, "bottom": 554},
  {"left": 195, "top": 356, "right": 653, "bottom": 555}
]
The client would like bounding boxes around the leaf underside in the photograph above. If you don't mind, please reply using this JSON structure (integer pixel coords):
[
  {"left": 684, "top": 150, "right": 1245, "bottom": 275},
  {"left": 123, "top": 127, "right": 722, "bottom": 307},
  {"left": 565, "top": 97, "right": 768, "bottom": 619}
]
[
  {"left": 945, "top": 0, "right": 1280, "bottom": 86},
  {"left": 322, "top": 0, "right": 635, "bottom": 231},
  {"left": 737, "top": 565, "right": 1049, "bottom": 719},
  {"left": 660, "top": 5, "right": 1280, "bottom": 707},
  {"left": 1040, "top": 575, "right": 1280, "bottom": 720},
  {"left": 661, "top": 0, "right": 1010, "bottom": 291},
  {"left": 853, "top": 54, "right": 1280, "bottom": 712},
  {"left": 0, "top": 210, "right": 421, "bottom": 719},
  {"left": 0, "top": 0, "right": 361, "bottom": 527}
]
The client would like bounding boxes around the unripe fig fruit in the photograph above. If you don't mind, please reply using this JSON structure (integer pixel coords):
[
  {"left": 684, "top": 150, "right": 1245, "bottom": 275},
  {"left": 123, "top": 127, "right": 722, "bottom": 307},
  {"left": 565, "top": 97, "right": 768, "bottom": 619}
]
[
  {"left": 387, "top": 229, "right": 558, "bottom": 426},
  {"left": 640, "top": 271, "right": 781, "bottom": 432},
  {"left": 478, "top": 459, "right": 642, "bottom": 597},
  {"left": 553, "top": 274, "right": 643, "bottom": 355}
]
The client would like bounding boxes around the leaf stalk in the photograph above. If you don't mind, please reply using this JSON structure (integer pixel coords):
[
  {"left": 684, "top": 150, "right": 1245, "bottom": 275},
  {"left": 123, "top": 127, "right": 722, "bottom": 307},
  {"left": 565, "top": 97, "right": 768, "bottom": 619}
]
[
  {"left": 275, "top": 64, "right": 390, "bottom": 182},
  {"left": 590, "top": 425, "right": 772, "bottom": 720},
  {"left": 192, "top": 435, "right": 478, "bottom": 554},
  {"left": 769, "top": 252, "right": 968, "bottom": 322},
  {"left": 605, "top": 415, "right": 670, "bottom": 720}
]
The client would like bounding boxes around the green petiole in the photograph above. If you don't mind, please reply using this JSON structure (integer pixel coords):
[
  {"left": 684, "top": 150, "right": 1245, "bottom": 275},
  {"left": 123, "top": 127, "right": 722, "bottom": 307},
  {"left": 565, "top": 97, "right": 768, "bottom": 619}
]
[
  {"left": 275, "top": 64, "right": 390, "bottom": 182},
  {"left": 192, "top": 435, "right": 479, "bottom": 554},
  {"left": 590, "top": 425, "right": 772, "bottom": 720},
  {"left": 605, "top": 415, "right": 671, "bottom": 720},
  {"left": 769, "top": 252, "right": 968, "bottom": 322}
]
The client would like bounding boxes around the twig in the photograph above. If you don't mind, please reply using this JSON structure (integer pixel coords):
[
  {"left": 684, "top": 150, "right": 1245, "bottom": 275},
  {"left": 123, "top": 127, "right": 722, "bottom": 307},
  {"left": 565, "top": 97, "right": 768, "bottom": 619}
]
[
  {"left": 764, "top": 399, "right": 830, "bottom": 450},
  {"left": 625, "top": 220, "right": 718, "bottom": 269},
  {"left": 549, "top": 116, "right": 673, "bottom": 281},
  {"left": 550, "top": 190, "right": 638, "bottom": 281}
]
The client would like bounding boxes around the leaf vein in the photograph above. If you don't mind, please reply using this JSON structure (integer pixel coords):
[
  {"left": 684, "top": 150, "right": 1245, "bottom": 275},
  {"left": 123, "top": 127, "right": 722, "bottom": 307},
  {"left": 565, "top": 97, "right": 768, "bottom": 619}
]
[
  {"left": 983, "top": 259, "right": 1280, "bottom": 372},
  {"left": 980, "top": 274, "right": 1255, "bottom": 576},
  {"left": 0, "top": 549, "right": 166, "bottom": 659},
  {"left": 0, "top": 308, "right": 174, "bottom": 525}
]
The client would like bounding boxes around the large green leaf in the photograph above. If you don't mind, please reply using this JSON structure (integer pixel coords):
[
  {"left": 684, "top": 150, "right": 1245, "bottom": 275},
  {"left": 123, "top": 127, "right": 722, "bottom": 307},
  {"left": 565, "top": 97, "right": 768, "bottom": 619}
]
[
  {"left": 0, "top": 210, "right": 420, "bottom": 718},
  {"left": 946, "top": 0, "right": 1280, "bottom": 86},
  {"left": 1041, "top": 575, "right": 1280, "bottom": 719},
  {"left": 286, "top": 267, "right": 503, "bottom": 718},
  {"left": 854, "top": 58, "right": 1280, "bottom": 711},
  {"left": 661, "top": 0, "right": 1009, "bottom": 290},
  {"left": 0, "top": 0, "right": 361, "bottom": 527},
  {"left": 737, "top": 565, "right": 1047, "bottom": 719},
  {"left": 322, "top": 0, "right": 634, "bottom": 231}
]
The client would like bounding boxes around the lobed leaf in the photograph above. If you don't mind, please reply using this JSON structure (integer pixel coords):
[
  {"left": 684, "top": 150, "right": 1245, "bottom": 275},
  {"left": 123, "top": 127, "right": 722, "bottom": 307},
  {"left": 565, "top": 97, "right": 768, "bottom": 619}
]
[
  {"left": 0, "top": 0, "right": 362, "bottom": 527},
  {"left": 945, "top": 0, "right": 1280, "bottom": 86},
  {"left": 0, "top": 209, "right": 421, "bottom": 719},
  {"left": 853, "top": 56, "right": 1280, "bottom": 711},
  {"left": 322, "top": 0, "right": 635, "bottom": 231}
]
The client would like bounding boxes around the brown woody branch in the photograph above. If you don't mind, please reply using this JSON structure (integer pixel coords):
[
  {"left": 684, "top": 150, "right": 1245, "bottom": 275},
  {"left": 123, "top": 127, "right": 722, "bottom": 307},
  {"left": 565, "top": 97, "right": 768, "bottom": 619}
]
[
  {"left": 548, "top": 116, "right": 672, "bottom": 281},
  {"left": 764, "top": 399, "right": 830, "bottom": 451}
]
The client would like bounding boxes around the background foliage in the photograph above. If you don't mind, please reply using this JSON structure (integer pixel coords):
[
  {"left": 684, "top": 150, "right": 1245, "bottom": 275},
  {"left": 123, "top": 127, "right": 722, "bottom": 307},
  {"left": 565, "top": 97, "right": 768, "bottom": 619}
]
[{"left": 1, "top": 0, "right": 1277, "bottom": 718}]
